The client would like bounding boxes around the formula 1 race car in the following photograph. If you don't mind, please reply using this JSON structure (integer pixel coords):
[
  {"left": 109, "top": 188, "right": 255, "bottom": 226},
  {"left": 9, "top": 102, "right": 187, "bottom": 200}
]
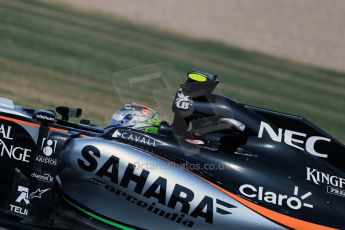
[{"left": 0, "top": 71, "right": 343, "bottom": 230}]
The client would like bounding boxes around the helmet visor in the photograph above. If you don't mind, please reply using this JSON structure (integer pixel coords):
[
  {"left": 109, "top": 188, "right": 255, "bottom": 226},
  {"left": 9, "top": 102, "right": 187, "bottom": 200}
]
[{"left": 108, "top": 111, "right": 133, "bottom": 127}]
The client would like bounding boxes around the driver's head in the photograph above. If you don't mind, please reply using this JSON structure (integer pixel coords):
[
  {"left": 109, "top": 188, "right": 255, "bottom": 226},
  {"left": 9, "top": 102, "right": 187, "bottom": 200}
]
[{"left": 108, "top": 103, "right": 161, "bottom": 134}]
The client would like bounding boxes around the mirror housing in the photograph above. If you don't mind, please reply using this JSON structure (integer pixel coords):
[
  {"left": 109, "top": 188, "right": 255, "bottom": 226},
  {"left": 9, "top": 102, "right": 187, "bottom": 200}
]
[{"left": 56, "top": 106, "right": 82, "bottom": 121}]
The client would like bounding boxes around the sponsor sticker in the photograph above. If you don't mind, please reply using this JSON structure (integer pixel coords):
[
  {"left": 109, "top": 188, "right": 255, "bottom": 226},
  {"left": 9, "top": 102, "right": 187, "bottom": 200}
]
[
  {"left": 175, "top": 91, "right": 192, "bottom": 110},
  {"left": 35, "top": 114, "right": 55, "bottom": 122},
  {"left": 41, "top": 138, "right": 57, "bottom": 157},
  {"left": 35, "top": 155, "right": 58, "bottom": 165},
  {"left": 306, "top": 167, "right": 345, "bottom": 188},
  {"left": 16, "top": 186, "right": 30, "bottom": 205},
  {"left": 327, "top": 186, "right": 345, "bottom": 198},
  {"left": 29, "top": 188, "right": 50, "bottom": 200},
  {"left": 78, "top": 145, "right": 237, "bottom": 226},
  {"left": 0, "top": 123, "right": 32, "bottom": 163},
  {"left": 306, "top": 167, "right": 345, "bottom": 198},
  {"left": 112, "top": 130, "right": 157, "bottom": 147},
  {"left": 9, "top": 185, "right": 50, "bottom": 216},
  {"left": 31, "top": 172, "right": 54, "bottom": 183},
  {"left": 239, "top": 184, "right": 313, "bottom": 210},
  {"left": 10, "top": 186, "right": 30, "bottom": 216},
  {"left": 258, "top": 121, "right": 331, "bottom": 158},
  {"left": 34, "top": 138, "right": 58, "bottom": 165}
]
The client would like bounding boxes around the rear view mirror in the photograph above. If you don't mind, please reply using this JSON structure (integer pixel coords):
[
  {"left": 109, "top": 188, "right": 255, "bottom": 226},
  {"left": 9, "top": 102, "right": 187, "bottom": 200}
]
[{"left": 56, "top": 106, "right": 82, "bottom": 121}]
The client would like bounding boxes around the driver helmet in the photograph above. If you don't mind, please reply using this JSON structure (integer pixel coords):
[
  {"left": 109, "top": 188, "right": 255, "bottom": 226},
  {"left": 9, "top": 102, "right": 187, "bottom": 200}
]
[{"left": 108, "top": 103, "right": 161, "bottom": 134}]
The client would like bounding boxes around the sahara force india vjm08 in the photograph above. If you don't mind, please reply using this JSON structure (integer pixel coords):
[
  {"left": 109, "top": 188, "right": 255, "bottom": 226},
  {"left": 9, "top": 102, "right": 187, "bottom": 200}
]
[{"left": 0, "top": 71, "right": 343, "bottom": 230}]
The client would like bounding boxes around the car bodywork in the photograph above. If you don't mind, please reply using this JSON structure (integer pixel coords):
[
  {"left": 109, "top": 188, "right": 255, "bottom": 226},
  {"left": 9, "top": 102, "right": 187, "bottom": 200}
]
[{"left": 0, "top": 72, "right": 343, "bottom": 229}]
